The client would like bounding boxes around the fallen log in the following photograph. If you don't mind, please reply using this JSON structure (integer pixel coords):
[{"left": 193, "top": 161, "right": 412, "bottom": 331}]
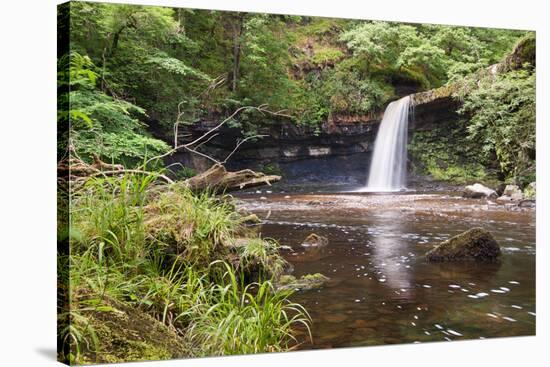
[
  {"left": 181, "top": 164, "right": 281, "bottom": 193},
  {"left": 58, "top": 153, "right": 124, "bottom": 180}
]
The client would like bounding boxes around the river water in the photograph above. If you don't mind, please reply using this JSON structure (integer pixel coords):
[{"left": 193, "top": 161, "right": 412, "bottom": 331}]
[{"left": 238, "top": 191, "right": 536, "bottom": 349}]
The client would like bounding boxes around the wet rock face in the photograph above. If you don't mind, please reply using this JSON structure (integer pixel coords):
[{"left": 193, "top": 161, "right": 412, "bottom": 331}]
[
  {"left": 463, "top": 183, "right": 498, "bottom": 199},
  {"left": 301, "top": 233, "right": 329, "bottom": 247},
  {"left": 426, "top": 227, "right": 501, "bottom": 262},
  {"left": 164, "top": 119, "right": 380, "bottom": 185}
]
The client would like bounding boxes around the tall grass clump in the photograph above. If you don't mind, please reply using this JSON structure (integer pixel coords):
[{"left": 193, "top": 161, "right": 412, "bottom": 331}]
[
  {"left": 184, "top": 262, "right": 311, "bottom": 356},
  {"left": 236, "top": 238, "right": 287, "bottom": 279},
  {"left": 60, "top": 172, "right": 311, "bottom": 363},
  {"left": 143, "top": 186, "right": 242, "bottom": 266}
]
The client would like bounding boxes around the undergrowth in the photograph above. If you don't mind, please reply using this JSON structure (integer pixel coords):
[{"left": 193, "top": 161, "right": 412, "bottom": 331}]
[{"left": 58, "top": 172, "right": 310, "bottom": 364}]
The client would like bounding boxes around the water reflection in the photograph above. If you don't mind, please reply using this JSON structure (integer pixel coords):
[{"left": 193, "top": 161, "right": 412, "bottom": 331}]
[{"left": 368, "top": 211, "right": 414, "bottom": 294}]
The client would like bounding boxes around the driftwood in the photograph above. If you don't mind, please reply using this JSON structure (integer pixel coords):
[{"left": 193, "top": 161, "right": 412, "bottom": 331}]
[
  {"left": 58, "top": 153, "right": 124, "bottom": 179},
  {"left": 59, "top": 153, "right": 277, "bottom": 192},
  {"left": 181, "top": 164, "right": 280, "bottom": 193},
  {"left": 58, "top": 153, "right": 174, "bottom": 184}
]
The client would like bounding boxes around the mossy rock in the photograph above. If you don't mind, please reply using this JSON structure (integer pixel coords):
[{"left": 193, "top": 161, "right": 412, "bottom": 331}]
[
  {"left": 78, "top": 297, "right": 189, "bottom": 364},
  {"left": 523, "top": 182, "right": 536, "bottom": 200},
  {"left": 239, "top": 213, "right": 262, "bottom": 225},
  {"left": 276, "top": 273, "right": 329, "bottom": 291},
  {"left": 426, "top": 228, "right": 501, "bottom": 262},
  {"left": 301, "top": 233, "right": 329, "bottom": 247}
]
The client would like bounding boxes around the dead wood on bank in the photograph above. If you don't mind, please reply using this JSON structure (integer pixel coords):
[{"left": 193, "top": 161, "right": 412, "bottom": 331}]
[{"left": 181, "top": 163, "right": 280, "bottom": 193}]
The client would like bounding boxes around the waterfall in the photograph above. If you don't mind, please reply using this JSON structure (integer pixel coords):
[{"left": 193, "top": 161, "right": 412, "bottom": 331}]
[{"left": 362, "top": 96, "right": 411, "bottom": 192}]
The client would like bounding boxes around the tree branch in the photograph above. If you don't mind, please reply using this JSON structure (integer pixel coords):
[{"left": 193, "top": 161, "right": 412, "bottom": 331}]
[
  {"left": 220, "top": 134, "right": 267, "bottom": 164},
  {"left": 141, "top": 105, "right": 289, "bottom": 169}
]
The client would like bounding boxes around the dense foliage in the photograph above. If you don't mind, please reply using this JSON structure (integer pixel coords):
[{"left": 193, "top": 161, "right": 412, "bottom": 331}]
[
  {"left": 58, "top": 52, "right": 170, "bottom": 164},
  {"left": 454, "top": 35, "right": 536, "bottom": 185},
  {"left": 65, "top": 2, "right": 524, "bottom": 135}
]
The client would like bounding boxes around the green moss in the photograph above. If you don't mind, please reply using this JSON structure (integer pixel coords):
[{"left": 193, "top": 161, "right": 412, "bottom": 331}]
[
  {"left": 276, "top": 273, "right": 329, "bottom": 291},
  {"left": 311, "top": 46, "right": 344, "bottom": 67},
  {"left": 261, "top": 162, "right": 283, "bottom": 176},
  {"left": 426, "top": 227, "right": 501, "bottom": 262},
  {"left": 425, "top": 162, "right": 487, "bottom": 184},
  {"left": 523, "top": 183, "right": 536, "bottom": 199},
  {"left": 77, "top": 296, "right": 188, "bottom": 364},
  {"left": 408, "top": 119, "right": 498, "bottom": 185}
]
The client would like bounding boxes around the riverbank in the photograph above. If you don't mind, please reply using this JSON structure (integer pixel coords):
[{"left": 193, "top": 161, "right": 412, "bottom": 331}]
[{"left": 58, "top": 173, "right": 310, "bottom": 364}]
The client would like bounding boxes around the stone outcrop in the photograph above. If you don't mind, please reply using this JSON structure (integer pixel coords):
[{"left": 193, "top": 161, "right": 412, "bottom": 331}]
[
  {"left": 426, "top": 227, "right": 501, "bottom": 262},
  {"left": 162, "top": 117, "right": 381, "bottom": 186},
  {"left": 463, "top": 183, "right": 498, "bottom": 199}
]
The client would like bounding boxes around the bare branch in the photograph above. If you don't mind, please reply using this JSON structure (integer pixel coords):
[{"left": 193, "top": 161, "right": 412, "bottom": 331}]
[
  {"left": 141, "top": 105, "right": 288, "bottom": 169},
  {"left": 193, "top": 132, "right": 219, "bottom": 151},
  {"left": 179, "top": 145, "right": 221, "bottom": 165},
  {"left": 221, "top": 134, "right": 267, "bottom": 164}
]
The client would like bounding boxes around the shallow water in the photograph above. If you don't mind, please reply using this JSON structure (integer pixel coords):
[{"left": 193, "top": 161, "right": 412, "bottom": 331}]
[{"left": 238, "top": 192, "right": 536, "bottom": 349}]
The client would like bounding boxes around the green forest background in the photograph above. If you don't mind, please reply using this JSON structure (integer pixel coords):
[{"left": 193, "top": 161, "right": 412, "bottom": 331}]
[{"left": 59, "top": 1, "right": 535, "bottom": 183}]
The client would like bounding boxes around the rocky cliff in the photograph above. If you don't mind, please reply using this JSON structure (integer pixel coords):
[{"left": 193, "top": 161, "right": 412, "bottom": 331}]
[{"left": 164, "top": 117, "right": 382, "bottom": 187}]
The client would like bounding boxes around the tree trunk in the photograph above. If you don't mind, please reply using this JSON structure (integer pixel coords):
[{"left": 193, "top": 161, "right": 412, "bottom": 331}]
[{"left": 230, "top": 14, "right": 245, "bottom": 92}]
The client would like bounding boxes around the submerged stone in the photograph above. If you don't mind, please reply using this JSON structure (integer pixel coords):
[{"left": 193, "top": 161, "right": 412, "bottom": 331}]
[
  {"left": 301, "top": 233, "right": 329, "bottom": 247},
  {"left": 239, "top": 213, "right": 262, "bottom": 225},
  {"left": 426, "top": 227, "right": 501, "bottom": 262},
  {"left": 276, "top": 273, "right": 330, "bottom": 291},
  {"left": 518, "top": 199, "right": 536, "bottom": 208}
]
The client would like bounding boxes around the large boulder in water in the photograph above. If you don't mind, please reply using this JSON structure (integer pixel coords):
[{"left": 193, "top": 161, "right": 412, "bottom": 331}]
[
  {"left": 426, "top": 228, "right": 501, "bottom": 262},
  {"left": 463, "top": 183, "right": 498, "bottom": 199}
]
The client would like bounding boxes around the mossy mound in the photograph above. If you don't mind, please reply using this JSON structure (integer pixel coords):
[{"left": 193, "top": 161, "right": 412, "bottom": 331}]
[
  {"left": 426, "top": 228, "right": 501, "bottom": 262},
  {"left": 276, "top": 273, "right": 330, "bottom": 291},
  {"left": 78, "top": 297, "right": 188, "bottom": 364}
]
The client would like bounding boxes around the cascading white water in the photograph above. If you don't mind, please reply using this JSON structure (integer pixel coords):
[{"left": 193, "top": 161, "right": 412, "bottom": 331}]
[{"left": 362, "top": 96, "right": 411, "bottom": 192}]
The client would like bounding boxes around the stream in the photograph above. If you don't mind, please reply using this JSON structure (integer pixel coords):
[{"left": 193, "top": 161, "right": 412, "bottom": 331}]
[{"left": 238, "top": 191, "right": 536, "bottom": 348}]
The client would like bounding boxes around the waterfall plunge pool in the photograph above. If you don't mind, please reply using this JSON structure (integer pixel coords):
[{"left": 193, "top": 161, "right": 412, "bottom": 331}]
[{"left": 237, "top": 191, "right": 536, "bottom": 349}]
